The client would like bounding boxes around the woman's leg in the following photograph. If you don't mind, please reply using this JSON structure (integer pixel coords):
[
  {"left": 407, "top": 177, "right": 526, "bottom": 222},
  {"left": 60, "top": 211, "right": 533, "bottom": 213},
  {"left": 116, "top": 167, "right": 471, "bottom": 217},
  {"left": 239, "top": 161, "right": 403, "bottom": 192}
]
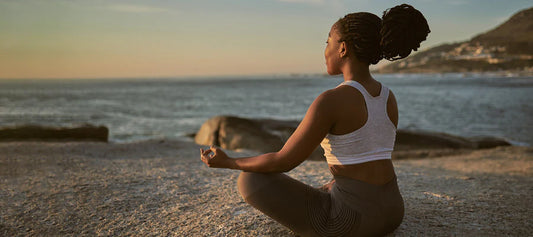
[{"left": 237, "top": 172, "right": 326, "bottom": 236}]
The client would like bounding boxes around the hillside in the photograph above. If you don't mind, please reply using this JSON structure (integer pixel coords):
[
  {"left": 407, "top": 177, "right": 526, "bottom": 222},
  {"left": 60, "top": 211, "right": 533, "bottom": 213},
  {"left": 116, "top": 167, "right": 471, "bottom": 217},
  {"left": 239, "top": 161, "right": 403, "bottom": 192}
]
[{"left": 378, "top": 7, "right": 533, "bottom": 73}]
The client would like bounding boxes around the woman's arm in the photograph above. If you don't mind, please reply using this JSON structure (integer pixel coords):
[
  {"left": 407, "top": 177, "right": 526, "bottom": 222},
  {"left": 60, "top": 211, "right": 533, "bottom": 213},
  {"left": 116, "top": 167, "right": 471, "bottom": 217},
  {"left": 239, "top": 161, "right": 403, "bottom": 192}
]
[{"left": 201, "top": 90, "right": 337, "bottom": 172}]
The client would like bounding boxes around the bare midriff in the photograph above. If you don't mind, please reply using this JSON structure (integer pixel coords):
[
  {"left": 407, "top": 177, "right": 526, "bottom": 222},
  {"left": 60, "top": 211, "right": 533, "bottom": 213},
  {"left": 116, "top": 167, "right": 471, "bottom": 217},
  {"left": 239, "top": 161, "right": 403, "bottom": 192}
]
[{"left": 328, "top": 159, "right": 396, "bottom": 185}]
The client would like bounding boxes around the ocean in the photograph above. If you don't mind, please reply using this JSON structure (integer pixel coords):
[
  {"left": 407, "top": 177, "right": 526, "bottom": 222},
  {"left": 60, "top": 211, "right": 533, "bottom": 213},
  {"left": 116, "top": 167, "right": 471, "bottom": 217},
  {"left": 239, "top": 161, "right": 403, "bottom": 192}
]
[{"left": 1, "top": 74, "right": 532, "bottom": 146}]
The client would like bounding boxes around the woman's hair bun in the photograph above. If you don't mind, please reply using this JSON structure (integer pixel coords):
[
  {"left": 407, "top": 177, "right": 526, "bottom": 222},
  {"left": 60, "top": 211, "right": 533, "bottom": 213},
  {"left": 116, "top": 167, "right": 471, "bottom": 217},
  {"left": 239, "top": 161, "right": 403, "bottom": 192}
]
[{"left": 380, "top": 4, "right": 430, "bottom": 61}]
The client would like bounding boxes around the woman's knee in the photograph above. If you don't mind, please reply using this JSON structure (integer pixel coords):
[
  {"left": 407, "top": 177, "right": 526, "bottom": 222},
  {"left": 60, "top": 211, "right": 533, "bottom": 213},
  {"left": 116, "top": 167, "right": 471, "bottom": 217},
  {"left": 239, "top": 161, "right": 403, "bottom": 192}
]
[
  {"left": 237, "top": 172, "right": 261, "bottom": 199},
  {"left": 237, "top": 172, "right": 252, "bottom": 195},
  {"left": 237, "top": 172, "right": 278, "bottom": 201}
]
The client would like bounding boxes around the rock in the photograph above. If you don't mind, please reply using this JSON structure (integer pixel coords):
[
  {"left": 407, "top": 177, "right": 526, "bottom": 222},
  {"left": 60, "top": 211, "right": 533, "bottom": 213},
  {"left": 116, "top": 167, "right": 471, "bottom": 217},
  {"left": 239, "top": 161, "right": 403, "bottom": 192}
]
[
  {"left": 468, "top": 136, "right": 512, "bottom": 149},
  {"left": 184, "top": 133, "right": 197, "bottom": 139},
  {"left": 195, "top": 116, "right": 511, "bottom": 161},
  {"left": 0, "top": 124, "right": 109, "bottom": 142},
  {"left": 395, "top": 130, "right": 511, "bottom": 150},
  {"left": 392, "top": 149, "right": 473, "bottom": 160},
  {"left": 395, "top": 130, "right": 474, "bottom": 150},
  {"left": 195, "top": 116, "right": 325, "bottom": 160},
  {"left": 195, "top": 116, "right": 284, "bottom": 153}
]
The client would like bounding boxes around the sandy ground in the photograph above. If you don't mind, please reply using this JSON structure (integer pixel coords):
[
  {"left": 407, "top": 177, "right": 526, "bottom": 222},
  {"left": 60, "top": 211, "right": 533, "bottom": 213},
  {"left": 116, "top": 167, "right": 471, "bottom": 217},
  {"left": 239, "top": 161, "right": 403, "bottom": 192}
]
[{"left": 1, "top": 140, "right": 532, "bottom": 236}]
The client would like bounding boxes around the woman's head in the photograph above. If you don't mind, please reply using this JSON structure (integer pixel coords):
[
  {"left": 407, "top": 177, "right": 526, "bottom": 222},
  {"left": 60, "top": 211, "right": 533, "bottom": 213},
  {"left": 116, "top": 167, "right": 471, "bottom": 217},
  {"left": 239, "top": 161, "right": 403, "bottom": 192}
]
[
  {"left": 325, "top": 4, "right": 430, "bottom": 74},
  {"left": 335, "top": 12, "right": 383, "bottom": 65}
]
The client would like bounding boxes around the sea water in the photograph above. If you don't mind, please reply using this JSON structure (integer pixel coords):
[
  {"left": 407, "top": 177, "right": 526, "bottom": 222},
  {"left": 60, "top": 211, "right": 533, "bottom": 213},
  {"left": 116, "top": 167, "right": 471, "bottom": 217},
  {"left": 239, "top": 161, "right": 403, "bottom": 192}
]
[{"left": 0, "top": 74, "right": 531, "bottom": 146}]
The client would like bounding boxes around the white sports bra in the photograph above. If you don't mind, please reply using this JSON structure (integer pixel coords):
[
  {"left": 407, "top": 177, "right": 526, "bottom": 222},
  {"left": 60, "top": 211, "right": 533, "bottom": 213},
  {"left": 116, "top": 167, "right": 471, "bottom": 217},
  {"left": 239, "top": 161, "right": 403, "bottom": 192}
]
[{"left": 320, "top": 80, "right": 397, "bottom": 165}]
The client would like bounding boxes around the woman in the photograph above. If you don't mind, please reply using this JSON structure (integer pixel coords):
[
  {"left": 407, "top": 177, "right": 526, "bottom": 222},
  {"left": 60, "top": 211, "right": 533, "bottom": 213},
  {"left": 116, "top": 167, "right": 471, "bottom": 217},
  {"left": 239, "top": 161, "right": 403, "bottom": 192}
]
[{"left": 200, "top": 4, "right": 429, "bottom": 236}]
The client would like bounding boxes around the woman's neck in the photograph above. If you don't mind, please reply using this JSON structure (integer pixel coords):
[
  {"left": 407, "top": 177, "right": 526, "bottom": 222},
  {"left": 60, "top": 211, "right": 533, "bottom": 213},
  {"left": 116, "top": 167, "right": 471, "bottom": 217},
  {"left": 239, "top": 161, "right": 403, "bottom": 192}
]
[{"left": 341, "top": 60, "right": 373, "bottom": 83}]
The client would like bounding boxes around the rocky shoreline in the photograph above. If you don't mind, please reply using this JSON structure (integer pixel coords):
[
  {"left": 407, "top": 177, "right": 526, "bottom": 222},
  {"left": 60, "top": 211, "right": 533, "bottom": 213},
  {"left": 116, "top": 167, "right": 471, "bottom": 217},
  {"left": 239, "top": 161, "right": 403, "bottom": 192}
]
[
  {"left": 0, "top": 124, "right": 108, "bottom": 142},
  {"left": 194, "top": 116, "right": 511, "bottom": 160},
  {"left": 1, "top": 118, "right": 530, "bottom": 236}
]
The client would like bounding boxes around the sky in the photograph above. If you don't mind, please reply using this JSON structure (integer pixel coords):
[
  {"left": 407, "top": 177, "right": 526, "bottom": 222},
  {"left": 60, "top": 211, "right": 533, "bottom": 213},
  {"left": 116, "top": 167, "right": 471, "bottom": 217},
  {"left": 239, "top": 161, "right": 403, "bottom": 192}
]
[{"left": 0, "top": 0, "right": 531, "bottom": 79}]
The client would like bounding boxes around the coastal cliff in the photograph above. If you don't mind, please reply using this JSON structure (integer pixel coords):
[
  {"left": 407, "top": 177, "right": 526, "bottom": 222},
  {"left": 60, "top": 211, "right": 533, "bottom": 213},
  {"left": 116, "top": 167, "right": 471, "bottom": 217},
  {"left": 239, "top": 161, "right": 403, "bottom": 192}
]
[{"left": 377, "top": 7, "right": 533, "bottom": 73}]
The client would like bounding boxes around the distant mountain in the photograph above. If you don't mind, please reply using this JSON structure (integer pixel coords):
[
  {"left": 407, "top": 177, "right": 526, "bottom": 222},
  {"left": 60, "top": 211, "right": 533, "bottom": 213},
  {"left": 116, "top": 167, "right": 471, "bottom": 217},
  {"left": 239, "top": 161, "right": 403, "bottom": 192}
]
[{"left": 377, "top": 7, "right": 533, "bottom": 73}]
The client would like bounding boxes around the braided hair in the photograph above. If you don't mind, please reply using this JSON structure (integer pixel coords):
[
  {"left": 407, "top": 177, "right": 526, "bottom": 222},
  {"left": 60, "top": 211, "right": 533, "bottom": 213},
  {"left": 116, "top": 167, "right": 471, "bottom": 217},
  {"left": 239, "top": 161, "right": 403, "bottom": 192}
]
[{"left": 335, "top": 4, "right": 430, "bottom": 65}]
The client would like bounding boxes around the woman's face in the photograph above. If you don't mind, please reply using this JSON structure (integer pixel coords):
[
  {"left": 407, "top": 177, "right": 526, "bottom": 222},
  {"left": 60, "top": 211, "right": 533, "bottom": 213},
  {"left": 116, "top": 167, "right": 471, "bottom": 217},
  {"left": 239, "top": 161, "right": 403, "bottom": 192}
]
[{"left": 324, "top": 24, "right": 344, "bottom": 75}]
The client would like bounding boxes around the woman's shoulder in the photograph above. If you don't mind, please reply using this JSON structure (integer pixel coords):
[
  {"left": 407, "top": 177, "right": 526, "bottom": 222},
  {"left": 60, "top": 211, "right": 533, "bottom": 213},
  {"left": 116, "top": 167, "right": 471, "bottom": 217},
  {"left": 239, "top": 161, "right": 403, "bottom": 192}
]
[
  {"left": 315, "top": 88, "right": 344, "bottom": 104},
  {"left": 321, "top": 84, "right": 364, "bottom": 96},
  {"left": 321, "top": 84, "right": 365, "bottom": 103},
  {"left": 311, "top": 86, "right": 365, "bottom": 114}
]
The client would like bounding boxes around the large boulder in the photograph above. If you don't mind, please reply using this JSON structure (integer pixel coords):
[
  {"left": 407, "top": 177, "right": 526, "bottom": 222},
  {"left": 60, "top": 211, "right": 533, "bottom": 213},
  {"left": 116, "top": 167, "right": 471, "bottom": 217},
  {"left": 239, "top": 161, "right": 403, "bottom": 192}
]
[
  {"left": 195, "top": 116, "right": 284, "bottom": 153},
  {"left": 194, "top": 116, "right": 325, "bottom": 160},
  {"left": 0, "top": 124, "right": 109, "bottom": 142},
  {"left": 395, "top": 130, "right": 474, "bottom": 150},
  {"left": 195, "top": 116, "right": 511, "bottom": 161},
  {"left": 395, "top": 130, "right": 512, "bottom": 150}
]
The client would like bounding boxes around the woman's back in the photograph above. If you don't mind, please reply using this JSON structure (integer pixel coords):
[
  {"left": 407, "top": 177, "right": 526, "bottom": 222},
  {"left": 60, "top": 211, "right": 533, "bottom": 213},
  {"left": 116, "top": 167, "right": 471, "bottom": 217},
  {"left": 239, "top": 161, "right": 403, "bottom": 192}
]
[{"left": 324, "top": 78, "right": 398, "bottom": 185}]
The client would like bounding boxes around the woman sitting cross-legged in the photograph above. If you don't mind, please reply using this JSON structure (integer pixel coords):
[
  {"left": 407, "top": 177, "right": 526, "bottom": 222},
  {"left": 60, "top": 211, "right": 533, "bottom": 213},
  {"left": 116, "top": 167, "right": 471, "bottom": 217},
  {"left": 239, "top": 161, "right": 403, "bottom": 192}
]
[{"left": 200, "top": 4, "right": 430, "bottom": 236}]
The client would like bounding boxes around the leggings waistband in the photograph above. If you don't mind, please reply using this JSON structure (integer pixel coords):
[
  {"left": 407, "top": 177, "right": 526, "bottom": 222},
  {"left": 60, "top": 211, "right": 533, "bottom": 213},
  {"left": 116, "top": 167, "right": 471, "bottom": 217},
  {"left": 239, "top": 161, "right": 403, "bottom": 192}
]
[{"left": 331, "top": 175, "right": 402, "bottom": 216}]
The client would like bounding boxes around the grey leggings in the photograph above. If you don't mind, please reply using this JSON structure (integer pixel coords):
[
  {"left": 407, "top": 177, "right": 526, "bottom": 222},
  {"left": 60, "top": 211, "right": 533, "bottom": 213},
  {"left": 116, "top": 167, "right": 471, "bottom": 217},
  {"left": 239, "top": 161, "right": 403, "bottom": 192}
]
[{"left": 237, "top": 172, "right": 404, "bottom": 236}]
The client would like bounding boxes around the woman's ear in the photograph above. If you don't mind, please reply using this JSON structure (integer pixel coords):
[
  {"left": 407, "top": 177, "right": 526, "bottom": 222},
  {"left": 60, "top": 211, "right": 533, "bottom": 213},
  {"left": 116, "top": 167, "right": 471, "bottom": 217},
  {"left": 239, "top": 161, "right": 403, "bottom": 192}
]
[{"left": 339, "top": 41, "right": 347, "bottom": 58}]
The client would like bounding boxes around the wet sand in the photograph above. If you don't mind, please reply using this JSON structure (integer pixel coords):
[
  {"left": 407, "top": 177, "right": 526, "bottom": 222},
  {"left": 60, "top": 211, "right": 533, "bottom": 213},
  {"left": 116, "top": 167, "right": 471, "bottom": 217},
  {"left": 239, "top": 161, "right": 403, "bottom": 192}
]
[{"left": 1, "top": 140, "right": 532, "bottom": 236}]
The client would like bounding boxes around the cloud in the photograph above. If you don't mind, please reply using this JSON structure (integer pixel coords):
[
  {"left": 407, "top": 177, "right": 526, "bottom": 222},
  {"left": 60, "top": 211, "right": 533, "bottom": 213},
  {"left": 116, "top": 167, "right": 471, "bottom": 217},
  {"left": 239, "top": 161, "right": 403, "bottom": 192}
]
[
  {"left": 275, "top": 0, "right": 345, "bottom": 10},
  {"left": 276, "top": 0, "right": 325, "bottom": 5},
  {"left": 447, "top": 1, "right": 468, "bottom": 6},
  {"left": 106, "top": 4, "right": 174, "bottom": 13}
]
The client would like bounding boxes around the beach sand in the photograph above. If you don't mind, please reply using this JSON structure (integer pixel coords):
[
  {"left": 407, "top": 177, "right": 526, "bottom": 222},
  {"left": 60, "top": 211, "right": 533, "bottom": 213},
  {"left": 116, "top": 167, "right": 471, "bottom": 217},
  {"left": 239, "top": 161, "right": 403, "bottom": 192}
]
[{"left": 1, "top": 140, "right": 532, "bottom": 236}]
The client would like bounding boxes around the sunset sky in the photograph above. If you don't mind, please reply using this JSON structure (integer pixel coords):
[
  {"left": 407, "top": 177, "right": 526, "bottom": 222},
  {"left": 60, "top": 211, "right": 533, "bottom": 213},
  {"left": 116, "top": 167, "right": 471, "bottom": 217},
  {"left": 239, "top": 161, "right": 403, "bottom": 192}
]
[{"left": 1, "top": 0, "right": 531, "bottom": 79}]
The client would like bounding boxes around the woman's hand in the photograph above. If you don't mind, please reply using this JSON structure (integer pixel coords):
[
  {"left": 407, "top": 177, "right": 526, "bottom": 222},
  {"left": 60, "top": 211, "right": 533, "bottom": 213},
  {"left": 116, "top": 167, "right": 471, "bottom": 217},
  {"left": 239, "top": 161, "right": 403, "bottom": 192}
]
[
  {"left": 318, "top": 179, "right": 335, "bottom": 192},
  {"left": 200, "top": 146, "right": 233, "bottom": 169}
]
